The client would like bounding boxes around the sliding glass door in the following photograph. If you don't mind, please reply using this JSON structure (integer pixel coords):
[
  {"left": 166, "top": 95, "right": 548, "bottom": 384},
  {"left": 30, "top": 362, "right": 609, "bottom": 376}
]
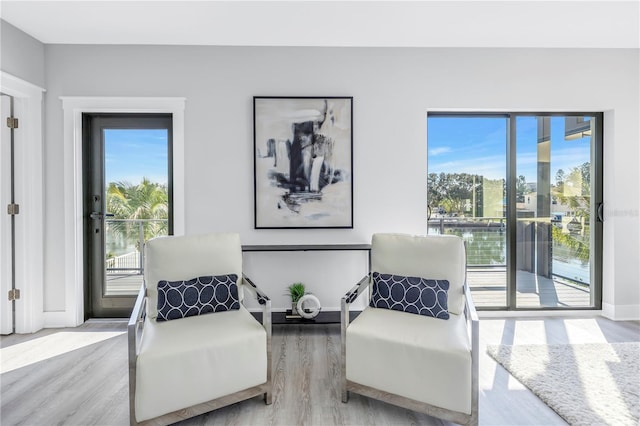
[
  {"left": 514, "top": 115, "right": 600, "bottom": 308},
  {"left": 427, "top": 116, "right": 508, "bottom": 308},
  {"left": 427, "top": 113, "right": 602, "bottom": 310}
]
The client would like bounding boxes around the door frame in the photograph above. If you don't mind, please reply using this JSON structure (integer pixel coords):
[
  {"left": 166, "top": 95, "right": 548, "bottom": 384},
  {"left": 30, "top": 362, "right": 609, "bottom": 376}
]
[
  {"left": 0, "top": 72, "right": 45, "bottom": 334},
  {"left": 61, "top": 97, "right": 185, "bottom": 327},
  {"left": 427, "top": 110, "right": 603, "bottom": 311},
  {"left": 82, "top": 113, "right": 174, "bottom": 318}
]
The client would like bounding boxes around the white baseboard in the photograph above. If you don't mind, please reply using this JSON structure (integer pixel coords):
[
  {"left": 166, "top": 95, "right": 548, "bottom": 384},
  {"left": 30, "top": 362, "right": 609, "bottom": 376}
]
[
  {"left": 43, "top": 311, "right": 75, "bottom": 328},
  {"left": 479, "top": 310, "right": 603, "bottom": 319},
  {"left": 602, "top": 303, "right": 640, "bottom": 321}
]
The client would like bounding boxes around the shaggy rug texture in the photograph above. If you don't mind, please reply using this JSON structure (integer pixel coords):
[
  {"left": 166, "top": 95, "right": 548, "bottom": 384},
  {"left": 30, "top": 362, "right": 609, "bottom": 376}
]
[{"left": 487, "top": 342, "right": 640, "bottom": 426}]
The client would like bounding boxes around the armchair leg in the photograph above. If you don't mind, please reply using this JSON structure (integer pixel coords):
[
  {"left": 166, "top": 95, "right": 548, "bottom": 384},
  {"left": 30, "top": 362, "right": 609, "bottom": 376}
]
[{"left": 264, "top": 391, "right": 272, "bottom": 405}]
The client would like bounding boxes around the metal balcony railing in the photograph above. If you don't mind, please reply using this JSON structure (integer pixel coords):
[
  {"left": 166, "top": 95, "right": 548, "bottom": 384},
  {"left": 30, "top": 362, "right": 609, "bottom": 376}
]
[
  {"left": 105, "top": 218, "right": 168, "bottom": 276},
  {"left": 428, "top": 217, "right": 506, "bottom": 267},
  {"left": 427, "top": 216, "right": 590, "bottom": 285}
]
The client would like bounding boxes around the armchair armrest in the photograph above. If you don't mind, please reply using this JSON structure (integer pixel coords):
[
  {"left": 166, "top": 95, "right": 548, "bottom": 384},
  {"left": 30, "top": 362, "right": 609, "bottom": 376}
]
[
  {"left": 464, "top": 281, "right": 479, "bottom": 426},
  {"left": 342, "top": 274, "right": 371, "bottom": 305},
  {"left": 241, "top": 274, "right": 272, "bottom": 405},
  {"left": 242, "top": 274, "right": 270, "bottom": 305},
  {"left": 464, "top": 281, "right": 479, "bottom": 356},
  {"left": 341, "top": 274, "right": 370, "bottom": 402},
  {"left": 464, "top": 282, "right": 479, "bottom": 323},
  {"left": 241, "top": 274, "right": 272, "bottom": 336},
  {"left": 341, "top": 273, "right": 371, "bottom": 329},
  {"left": 128, "top": 284, "right": 146, "bottom": 426}
]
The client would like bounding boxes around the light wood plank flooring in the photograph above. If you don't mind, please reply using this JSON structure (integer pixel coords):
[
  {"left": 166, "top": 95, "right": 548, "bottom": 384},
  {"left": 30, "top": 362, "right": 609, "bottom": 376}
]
[{"left": 1, "top": 317, "right": 638, "bottom": 425}]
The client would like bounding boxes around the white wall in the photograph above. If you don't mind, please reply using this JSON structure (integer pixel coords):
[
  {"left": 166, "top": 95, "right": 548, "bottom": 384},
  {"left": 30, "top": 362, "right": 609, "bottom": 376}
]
[
  {"left": 0, "top": 20, "right": 45, "bottom": 88},
  {"left": 43, "top": 45, "right": 639, "bottom": 319},
  {"left": 0, "top": 21, "right": 46, "bottom": 332}
]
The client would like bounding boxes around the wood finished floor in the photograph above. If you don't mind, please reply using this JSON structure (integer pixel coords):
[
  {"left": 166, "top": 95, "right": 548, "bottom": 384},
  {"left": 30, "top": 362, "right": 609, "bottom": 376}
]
[{"left": 1, "top": 317, "right": 639, "bottom": 425}]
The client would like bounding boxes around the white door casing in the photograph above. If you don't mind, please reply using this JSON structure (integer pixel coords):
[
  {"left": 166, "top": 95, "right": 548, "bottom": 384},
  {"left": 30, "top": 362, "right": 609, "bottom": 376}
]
[
  {"left": 60, "top": 97, "right": 185, "bottom": 327},
  {"left": 0, "top": 72, "right": 45, "bottom": 334}
]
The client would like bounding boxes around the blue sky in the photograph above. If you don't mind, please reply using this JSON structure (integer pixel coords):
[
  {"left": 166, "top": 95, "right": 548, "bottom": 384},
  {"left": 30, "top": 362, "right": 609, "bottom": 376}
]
[
  {"left": 104, "top": 129, "right": 168, "bottom": 185},
  {"left": 103, "top": 119, "right": 591, "bottom": 188},
  {"left": 427, "top": 116, "right": 592, "bottom": 183}
]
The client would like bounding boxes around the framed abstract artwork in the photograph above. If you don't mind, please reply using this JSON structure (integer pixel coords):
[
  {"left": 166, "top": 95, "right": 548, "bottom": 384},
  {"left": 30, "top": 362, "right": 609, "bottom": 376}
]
[{"left": 253, "top": 96, "right": 353, "bottom": 229}]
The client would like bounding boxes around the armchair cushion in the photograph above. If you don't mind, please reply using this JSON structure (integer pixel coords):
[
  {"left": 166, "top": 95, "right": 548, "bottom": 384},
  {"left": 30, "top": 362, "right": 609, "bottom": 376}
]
[
  {"left": 371, "top": 233, "right": 466, "bottom": 315},
  {"left": 370, "top": 272, "right": 449, "bottom": 319},
  {"left": 346, "top": 306, "right": 471, "bottom": 414},
  {"left": 135, "top": 305, "right": 267, "bottom": 422},
  {"left": 145, "top": 233, "right": 243, "bottom": 320},
  {"left": 156, "top": 274, "right": 240, "bottom": 322}
]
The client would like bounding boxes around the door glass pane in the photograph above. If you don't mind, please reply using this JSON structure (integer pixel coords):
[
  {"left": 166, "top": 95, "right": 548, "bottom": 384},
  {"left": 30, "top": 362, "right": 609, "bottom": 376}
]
[
  {"left": 104, "top": 129, "right": 169, "bottom": 296},
  {"left": 427, "top": 116, "right": 507, "bottom": 308},
  {"left": 515, "top": 116, "right": 593, "bottom": 308}
]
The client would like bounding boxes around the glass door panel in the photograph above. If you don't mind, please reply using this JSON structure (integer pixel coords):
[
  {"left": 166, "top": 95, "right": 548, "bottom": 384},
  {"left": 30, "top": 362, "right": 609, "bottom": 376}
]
[
  {"left": 427, "top": 116, "right": 508, "bottom": 308},
  {"left": 104, "top": 128, "right": 170, "bottom": 297},
  {"left": 83, "top": 113, "right": 172, "bottom": 318},
  {"left": 515, "top": 116, "right": 594, "bottom": 308}
]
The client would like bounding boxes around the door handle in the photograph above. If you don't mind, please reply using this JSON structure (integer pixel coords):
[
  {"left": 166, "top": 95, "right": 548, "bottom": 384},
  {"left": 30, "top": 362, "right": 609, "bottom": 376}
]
[
  {"left": 597, "top": 203, "right": 604, "bottom": 222},
  {"left": 90, "top": 212, "right": 115, "bottom": 220}
]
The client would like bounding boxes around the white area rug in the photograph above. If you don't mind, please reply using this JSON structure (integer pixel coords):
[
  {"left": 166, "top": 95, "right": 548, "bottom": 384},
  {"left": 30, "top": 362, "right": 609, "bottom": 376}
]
[{"left": 487, "top": 342, "right": 640, "bottom": 426}]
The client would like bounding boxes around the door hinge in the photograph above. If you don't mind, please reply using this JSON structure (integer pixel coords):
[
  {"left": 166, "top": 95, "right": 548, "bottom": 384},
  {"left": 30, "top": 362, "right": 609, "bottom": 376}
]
[
  {"left": 8, "top": 289, "right": 20, "bottom": 301},
  {"left": 7, "top": 203, "right": 19, "bottom": 215},
  {"left": 6, "top": 117, "right": 19, "bottom": 129}
]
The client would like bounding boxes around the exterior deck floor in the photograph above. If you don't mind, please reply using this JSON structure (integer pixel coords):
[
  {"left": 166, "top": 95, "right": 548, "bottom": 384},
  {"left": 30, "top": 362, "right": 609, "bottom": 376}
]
[
  {"left": 468, "top": 268, "right": 592, "bottom": 308},
  {"left": 105, "top": 273, "right": 142, "bottom": 296},
  {"left": 108, "top": 268, "right": 593, "bottom": 309}
]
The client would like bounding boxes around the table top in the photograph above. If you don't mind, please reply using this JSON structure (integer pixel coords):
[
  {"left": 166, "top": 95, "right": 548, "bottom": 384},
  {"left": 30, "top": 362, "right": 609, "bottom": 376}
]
[{"left": 241, "top": 244, "right": 371, "bottom": 252}]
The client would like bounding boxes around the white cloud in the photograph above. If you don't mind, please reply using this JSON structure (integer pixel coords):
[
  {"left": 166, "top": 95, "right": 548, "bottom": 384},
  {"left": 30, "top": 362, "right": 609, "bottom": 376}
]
[{"left": 429, "top": 146, "right": 452, "bottom": 156}]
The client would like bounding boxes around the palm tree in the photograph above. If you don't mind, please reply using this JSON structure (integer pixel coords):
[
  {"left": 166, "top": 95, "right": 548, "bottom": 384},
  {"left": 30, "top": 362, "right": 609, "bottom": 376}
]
[{"left": 106, "top": 178, "right": 168, "bottom": 246}]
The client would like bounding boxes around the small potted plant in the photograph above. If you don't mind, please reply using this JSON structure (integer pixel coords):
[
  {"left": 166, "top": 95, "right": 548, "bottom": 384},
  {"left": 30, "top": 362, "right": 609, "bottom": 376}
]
[{"left": 287, "top": 282, "right": 306, "bottom": 317}]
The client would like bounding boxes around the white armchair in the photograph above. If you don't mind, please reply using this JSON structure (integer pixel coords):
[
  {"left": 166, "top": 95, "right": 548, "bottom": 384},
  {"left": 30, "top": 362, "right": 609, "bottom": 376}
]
[
  {"left": 341, "top": 233, "right": 479, "bottom": 426},
  {"left": 128, "top": 233, "right": 272, "bottom": 425}
]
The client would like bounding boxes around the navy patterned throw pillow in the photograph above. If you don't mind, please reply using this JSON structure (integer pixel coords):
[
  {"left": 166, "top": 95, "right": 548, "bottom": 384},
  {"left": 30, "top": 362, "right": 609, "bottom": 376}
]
[
  {"left": 156, "top": 274, "right": 240, "bottom": 322},
  {"left": 370, "top": 272, "right": 450, "bottom": 320}
]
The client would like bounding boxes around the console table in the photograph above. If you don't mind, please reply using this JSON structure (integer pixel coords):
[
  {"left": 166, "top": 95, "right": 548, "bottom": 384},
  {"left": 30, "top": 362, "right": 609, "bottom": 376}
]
[
  {"left": 242, "top": 243, "right": 371, "bottom": 252},
  {"left": 241, "top": 244, "right": 371, "bottom": 323}
]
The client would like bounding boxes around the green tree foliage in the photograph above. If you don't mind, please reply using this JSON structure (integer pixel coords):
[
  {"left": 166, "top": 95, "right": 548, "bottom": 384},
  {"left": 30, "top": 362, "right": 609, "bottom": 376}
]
[
  {"left": 552, "top": 226, "right": 590, "bottom": 263},
  {"left": 550, "top": 162, "right": 591, "bottom": 266},
  {"left": 428, "top": 173, "right": 507, "bottom": 216},
  {"left": 428, "top": 169, "right": 590, "bottom": 272},
  {"left": 555, "top": 169, "right": 565, "bottom": 186},
  {"left": 552, "top": 162, "right": 590, "bottom": 220},
  {"left": 428, "top": 172, "right": 480, "bottom": 214},
  {"left": 516, "top": 175, "right": 527, "bottom": 203},
  {"left": 106, "top": 178, "right": 168, "bottom": 244}
]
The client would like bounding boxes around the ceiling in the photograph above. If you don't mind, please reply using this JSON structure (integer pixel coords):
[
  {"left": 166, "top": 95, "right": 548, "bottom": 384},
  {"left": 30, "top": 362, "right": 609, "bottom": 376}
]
[{"left": 1, "top": 1, "right": 638, "bottom": 48}]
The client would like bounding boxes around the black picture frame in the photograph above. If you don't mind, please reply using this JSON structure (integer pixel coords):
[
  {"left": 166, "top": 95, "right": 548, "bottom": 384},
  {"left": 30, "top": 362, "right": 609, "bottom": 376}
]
[{"left": 253, "top": 96, "right": 353, "bottom": 229}]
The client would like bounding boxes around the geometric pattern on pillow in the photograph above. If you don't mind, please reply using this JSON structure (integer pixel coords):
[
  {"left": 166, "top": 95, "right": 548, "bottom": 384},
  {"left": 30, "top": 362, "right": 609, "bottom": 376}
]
[
  {"left": 369, "top": 272, "right": 450, "bottom": 320},
  {"left": 156, "top": 274, "right": 240, "bottom": 322}
]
